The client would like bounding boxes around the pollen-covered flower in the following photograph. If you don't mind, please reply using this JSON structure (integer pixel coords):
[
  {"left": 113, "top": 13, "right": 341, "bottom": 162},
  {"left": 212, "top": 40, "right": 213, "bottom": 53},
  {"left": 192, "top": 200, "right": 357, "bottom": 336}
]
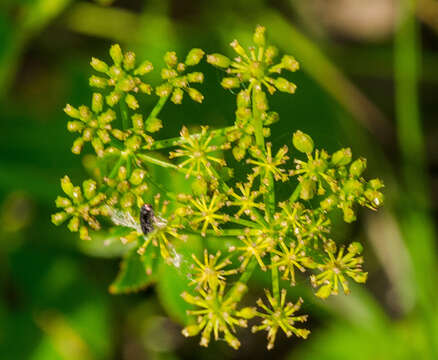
[
  {"left": 231, "top": 232, "right": 275, "bottom": 271},
  {"left": 89, "top": 44, "right": 153, "bottom": 108},
  {"left": 252, "top": 289, "right": 310, "bottom": 350},
  {"left": 226, "top": 176, "right": 265, "bottom": 219},
  {"left": 64, "top": 93, "right": 116, "bottom": 156},
  {"left": 190, "top": 250, "right": 237, "bottom": 290},
  {"left": 156, "top": 49, "right": 205, "bottom": 104},
  {"left": 51, "top": 176, "right": 106, "bottom": 240},
  {"left": 247, "top": 143, "right": 289, "bottom": 183},
  {"left": 271, "top": 239, "right": 315, "bottom": 285},
  {"left": 207, "top": 25, "right": 299, "bottom": 95},
  {"left": 169, "top": 126, "right": 230, "bottom": 179},
  {"left": 181, "top": 282, "right": 254, "bottom": 349},
  {"left": 310, "top": 240, "right": 367, "bottom": 299},
  {"left": 184, "top": 192, "right": 229, "bottom": 236}
]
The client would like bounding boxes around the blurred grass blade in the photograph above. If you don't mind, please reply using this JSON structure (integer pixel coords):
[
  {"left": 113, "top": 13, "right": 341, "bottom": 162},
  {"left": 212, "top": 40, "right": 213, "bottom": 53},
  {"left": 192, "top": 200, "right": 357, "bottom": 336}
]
[{"left": 395, "top": 0, "right": 438, "bottom": 356}]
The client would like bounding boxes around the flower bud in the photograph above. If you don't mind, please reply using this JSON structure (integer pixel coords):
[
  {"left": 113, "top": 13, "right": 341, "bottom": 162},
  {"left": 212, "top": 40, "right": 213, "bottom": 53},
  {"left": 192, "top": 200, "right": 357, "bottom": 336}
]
[
  {"left": 369, "top": 178, "right": 384, "bottom": 190},
  {"left": 109, "top": 65, "right": 123, "bottom": 79},
  {"left": 292, "top": 130, "right": 314, "bottom": 153},
  {"left": 332, "top": 148, "right": 352, "bottom": 166},
  {"left": 315, "top": 284, "right": 332, "bottom": 299},
  {"left": 106, "top": 91, "right": 121, "bottom": 106},
  {"left": 130, "top": 169, "right": 146, "bottom": 185},
  {"left": 237, "top": 306, "right": 257, "bottom": 319},
  {"left": 281, "top": 55, "right": 299, "bottom": 72},
  {"left": 146, "top": 117, "right": 162, "bottom": 133},
  {"left": 125, "top": 94, "right": 139, "bottom": 110},
  {"left": 230, "top": 39, "right": 246, "bottom": 58},
  {"left": 171, "top": 88, "right": 184, "bottom": 104},
  {"left": 61, "top": 176, "right": 74, "bottom": 196},
  {"left": 320, "top": 194, "right": 337, "bottom": 210},
  {"left": 221, "top": 77, "right": 240, "bottom": 89},
  {"left": 119, "top": 77, "right": 135, "bottom": 92},
  {"left": 274, "top": 77, "right": 296, "bottom": 93},
  {"left": 364, "top": 189, "right": 384, "bottom": 208},
  {"left": 109, "top": 44, "right": 123, "bottom": 65},
  {"left": 90, "top": 57, "right": 108, "bottom": 73},
  {"left": 126, "top": 135, "right": 142, "bottom": 151},
  {"left": 348, "top": 242, "right": 363, "bottom": 255},
  {"left": 264, "top": 46, "right": 278, "bottom": 64},
  {"left": 121, "top": 193, "right": 135, "bottom": 209},
  {"left": 139, "top": 83, "right": 152, "bottom": 94},
  {"left": 343, "top": 206, "right": 356, "bottom": 223},
  {"left": 324, "top": 239, "right": 337, "bottom": 254},
  {"left": 237, "top": 90, "right": 250, "bottom": 108},
  {"left": 67, "top": 121, "right": 84, "bottom": 133},
  {"left": 64, "top": 104, "right": 80, "bottom": 119},
  {"left": 156, "top": 83, "right": 172, "bottom": 97},
  {"left": 254, "top": 89, "right": 268, "bottom": 111},
  {"left": 71, "top": 137, "right": 84, "bottom": 154},
  {"left": 134, "top": 60, "right": 153, "bottom": 75},
  {"left": 206, "top": 53, "right": 231, "bottom": 68},
  {"left": 51, "top": 212, "right": 68, "bottom": 225},
  {"left": 82, "top": 179, "right": 96, "bottom": 200},
  {"left": 92, "top": 138, "right": 104, "bottom": 157},
  {"left": 68, "top": 216, "right": 80, "bottom": 232},
  {"left": 182, "top": 324, "right": 202, "bottom": 337},
  {"left": 79, "top": 226, "right": 91, "bottom": 240},
  {"left": 187, "top": 88, "right": 204, "bottom": 103},
  {"left": 123, "top": 51, "right": 136, "bottom": 70},
  {"left": 350, "top": 271, "right": 367, "bottom": 283},
  {"left": 253, "top": 25, "right": 266, "bottom": 46},
  {"left": 55, "top": 196, "right": 71, "bottom": 208},
  {"left": 233, "top": 146, "right": 246, "bottom": 161},
  {"left": 225, "top": 333, "right": 240, "bottom": 350},
  {"left": 187, "top": 72, "right": 204, "bottom": 83},
  {"left": 264, "top": 111, "right": 279, "bottom": 125},
  {"left": 161, "top": 68, "right": 177, "bottom": 80},
  {"left": 300, "top": 179, "right": 316, "bottom": 200},
  {"left": 185, "top": 48, "right": 205, "bottom": 66},
  {"left": 164, "top": 51, "right": 178, "bottom": 67},
  {"left": 350, "top": 157, "right": 367, "bottom": 177}
]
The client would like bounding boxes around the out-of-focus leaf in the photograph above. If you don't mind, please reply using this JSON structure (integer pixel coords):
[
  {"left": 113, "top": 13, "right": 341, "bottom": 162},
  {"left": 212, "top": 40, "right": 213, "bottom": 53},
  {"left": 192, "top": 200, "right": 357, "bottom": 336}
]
[
  {"left": 109, "top": 246, "right": 158, "bottom": 294},
  {"left": 78, "top": 226, "right": 135, "bottom": 258},
  {"left": 156, "top": 236, "right": 203, "bottom": 325}
]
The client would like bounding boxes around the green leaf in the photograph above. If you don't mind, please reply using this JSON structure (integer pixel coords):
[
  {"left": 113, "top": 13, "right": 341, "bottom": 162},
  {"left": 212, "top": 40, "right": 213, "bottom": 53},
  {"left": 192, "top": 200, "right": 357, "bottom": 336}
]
[
  {"left": 156, "top": 236, "right": 203, "bottom": 325},
  {"left": 78, "top": 226, "right": 135, "bottom": 258},
  {"left": 109, "top": 246, "right": 158, "bottom": 294}
]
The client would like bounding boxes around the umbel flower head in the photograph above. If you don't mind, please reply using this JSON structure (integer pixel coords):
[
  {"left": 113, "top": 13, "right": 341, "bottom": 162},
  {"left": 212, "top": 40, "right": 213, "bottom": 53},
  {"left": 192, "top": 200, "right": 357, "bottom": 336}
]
[
  {"left": 190, "top": 250, "right": 237, "bottom": 290},
  {"left": 90, "top": 44, "right": 154, "bottom": 109},
  {"left": 207, "top": 25, "right": 299, "bottom": 95},
  {"left": 156, "top": 49, "right": 205, "bottom": 104},
  {"left": 252, "top": 289, "right": 310, "bottom": 350},
  {"left": 181, "top": 282, "right": 256, "bottom": 349},
  {"left": 64, "top": 93, "right": 116, "bottom": 157},
  {"left": 169, "top": 126, "right": 231, "bottom": 179},
  {"left": 51, "top": 176, "right": 106, "bottom": 240},
  {"left": 310, "top": 240, "right": 367, "bottom": 299}
]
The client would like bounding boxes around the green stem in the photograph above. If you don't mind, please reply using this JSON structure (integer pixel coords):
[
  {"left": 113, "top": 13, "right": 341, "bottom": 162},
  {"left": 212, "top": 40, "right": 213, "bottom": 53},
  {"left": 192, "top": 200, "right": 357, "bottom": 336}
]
[
  {"left": 120, "top": 97, "right": 130, "bottom": 130},
  {"left": 251, "top": 83, "right": 279, "bottom": 301},
  {"left": 145, "top": 94, "right": 169, "bottom": 127},
  {"left": 137, "top": 153, "right": 185, "bottom": 173},
  {"left": 238, "top": 258, "right": 258, "bottom": 284},
  {"left": 109, "top": 156, "right": 125, "bottom": 179},
  {"left": 145, "top": 126, "right": 236, "bottom": 151},
  {"left": 271, "top": 255, "right": 280, "bottom": 300},
  {"left": 289, "top": 183, "right": 302, "bottom": 202}
]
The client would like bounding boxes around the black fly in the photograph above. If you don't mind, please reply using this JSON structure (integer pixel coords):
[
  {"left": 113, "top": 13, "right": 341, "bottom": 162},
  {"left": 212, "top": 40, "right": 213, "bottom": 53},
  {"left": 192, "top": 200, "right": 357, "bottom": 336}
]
[{"left": 140, "top": 204, "right": 155, "bottom": 235}]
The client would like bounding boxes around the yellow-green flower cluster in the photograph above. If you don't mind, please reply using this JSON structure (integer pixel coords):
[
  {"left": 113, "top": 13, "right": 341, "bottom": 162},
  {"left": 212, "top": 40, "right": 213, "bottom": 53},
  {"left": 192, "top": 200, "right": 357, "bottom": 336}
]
[
  {"left": 53, "top": 26, "right": 385, "bottom": 351},
  {"left": 156, "top": 49, "right": 205, "bottom": 104},
  {"left": 90, "top": 44, "right": 153, "bottom": 109},
  {"left": 52, "top": 176, "right": 106, "bottom": 240}
]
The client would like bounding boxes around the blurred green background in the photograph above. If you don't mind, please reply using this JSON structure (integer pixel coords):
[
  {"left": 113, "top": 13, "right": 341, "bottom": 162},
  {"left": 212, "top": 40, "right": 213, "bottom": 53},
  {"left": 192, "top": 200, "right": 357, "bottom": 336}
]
[{"left": 1, "top": 0, "right": 438, "bottom": 359}]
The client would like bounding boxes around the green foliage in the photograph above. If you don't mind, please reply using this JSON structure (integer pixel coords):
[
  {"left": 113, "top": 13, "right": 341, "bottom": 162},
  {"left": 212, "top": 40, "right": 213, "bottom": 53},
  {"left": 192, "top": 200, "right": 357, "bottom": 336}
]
[{"left": 52, "top": 26, "right": 384, "bottom": 350}]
